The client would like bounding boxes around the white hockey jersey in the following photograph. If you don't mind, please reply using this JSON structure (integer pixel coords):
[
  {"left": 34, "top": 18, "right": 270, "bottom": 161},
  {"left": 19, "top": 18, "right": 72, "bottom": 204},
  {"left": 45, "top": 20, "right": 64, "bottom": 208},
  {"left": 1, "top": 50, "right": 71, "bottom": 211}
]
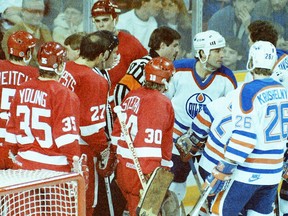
[
  {"left": 165, "top": 58, "right": 237, "bottom": 154},
  {"left": 225, "top": 78, "right": 288, "bottom": 185}
]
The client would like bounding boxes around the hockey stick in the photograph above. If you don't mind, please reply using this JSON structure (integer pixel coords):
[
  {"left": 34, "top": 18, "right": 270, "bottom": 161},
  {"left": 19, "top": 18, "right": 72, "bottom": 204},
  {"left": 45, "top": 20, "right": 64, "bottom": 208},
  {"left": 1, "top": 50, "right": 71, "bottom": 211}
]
[
  {"left": 104, "top": 176, "right": 114, "bottom": 216},
  {"left": 114, "top": 106, "right": 147, "bottom": 188},
  {"left": 187, "top": 183, "right": 212, "bottom": 216}
]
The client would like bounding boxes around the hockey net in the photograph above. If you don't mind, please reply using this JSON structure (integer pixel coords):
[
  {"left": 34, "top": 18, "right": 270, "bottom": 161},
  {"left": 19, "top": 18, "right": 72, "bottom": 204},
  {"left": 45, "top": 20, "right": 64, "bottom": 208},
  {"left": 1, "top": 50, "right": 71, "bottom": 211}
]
[{"left": 0, "top": 169, "right": 86, "bottom": 216}]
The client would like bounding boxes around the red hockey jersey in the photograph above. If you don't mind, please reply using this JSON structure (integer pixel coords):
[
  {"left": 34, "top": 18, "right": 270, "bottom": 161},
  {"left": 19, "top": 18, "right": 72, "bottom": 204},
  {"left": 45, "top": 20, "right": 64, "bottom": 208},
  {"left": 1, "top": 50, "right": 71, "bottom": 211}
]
[
  {"left": 5, "top": 79, "right": 81, "bottom": 172},
  {"left": 0, "top": 60, "right": 38, "bottom": 145},
  {"left": 59, "top": 61, "right": 109, "bottom": 155},
  {"left": 112, "top": 87, "right": 174, "bottom": 174}
]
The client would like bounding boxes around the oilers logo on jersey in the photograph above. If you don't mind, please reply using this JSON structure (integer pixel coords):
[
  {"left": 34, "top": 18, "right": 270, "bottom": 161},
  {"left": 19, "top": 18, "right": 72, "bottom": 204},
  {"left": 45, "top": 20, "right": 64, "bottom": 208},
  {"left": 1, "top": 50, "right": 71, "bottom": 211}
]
[{"left": 186, "top": 93, "right": 212, "bottom": 119}]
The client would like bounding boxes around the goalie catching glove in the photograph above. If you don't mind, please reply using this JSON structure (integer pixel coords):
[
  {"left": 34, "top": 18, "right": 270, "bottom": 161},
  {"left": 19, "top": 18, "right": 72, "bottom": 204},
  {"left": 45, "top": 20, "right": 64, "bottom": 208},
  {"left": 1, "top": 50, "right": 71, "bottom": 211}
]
[
  {"left": 175, "top": 128, "right": 206, "bottom": 162},
  {"left": 204, "top": 159, "right": 237, "bottom": 196},
  {"left": 72, "top": 154, "right": 89, "bottom": 190},
  {"left": 97, "top": 144, "right": 117, "bottom": 177}
]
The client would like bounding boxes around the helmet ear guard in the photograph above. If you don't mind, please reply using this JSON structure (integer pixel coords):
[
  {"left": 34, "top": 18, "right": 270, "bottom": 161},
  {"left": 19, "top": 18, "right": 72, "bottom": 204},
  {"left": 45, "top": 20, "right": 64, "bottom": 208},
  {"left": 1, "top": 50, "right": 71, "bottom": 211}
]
[
  {"left": 37, "top": 42, "right": 67, "bottom": 76},
  {"left": 246, "top": 41, "right": 277, "bottom": 71},
  {"left": 8, "top": 31, "right": 36, "bottom": 58},
  {"left": 144, "top": 57, "right": 175, "bottom": 86}
]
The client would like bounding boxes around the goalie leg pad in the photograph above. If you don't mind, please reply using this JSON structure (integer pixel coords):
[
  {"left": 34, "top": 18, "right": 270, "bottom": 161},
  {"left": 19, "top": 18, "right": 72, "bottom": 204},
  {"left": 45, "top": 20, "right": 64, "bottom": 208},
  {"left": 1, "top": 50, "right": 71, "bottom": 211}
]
[{"left": 136, "top": 167, "right": 174, "bottom": 216}]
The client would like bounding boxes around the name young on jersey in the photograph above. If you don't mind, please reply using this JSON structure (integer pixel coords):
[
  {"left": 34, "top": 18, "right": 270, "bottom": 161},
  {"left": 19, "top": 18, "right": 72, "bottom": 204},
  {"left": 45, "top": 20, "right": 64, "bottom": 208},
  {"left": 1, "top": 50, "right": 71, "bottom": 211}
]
[{"left": 19, "top": 88, "right": 47, "bottom": 107}]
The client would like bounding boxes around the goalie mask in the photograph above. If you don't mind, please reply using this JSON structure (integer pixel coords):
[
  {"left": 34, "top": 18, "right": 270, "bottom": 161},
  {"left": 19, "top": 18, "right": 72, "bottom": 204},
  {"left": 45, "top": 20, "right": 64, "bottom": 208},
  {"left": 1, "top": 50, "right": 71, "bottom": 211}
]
[
  {"left": 246, "top": 40, "right": 277, "bottom": 71},
  {"left": 37, "top": 42, "right": 67, "bottom": 76},
  {"left": 145, "top": 57, "right": 175, "bottom": 89},
  {"left": 8, "top": 31, "right": 36, "bottom": 63},
  {"left": 193, "top": 30, "right": 225, "bottom": 63},
  {"left": 91, "top": 0, "right": 121, "bottom": 19}
]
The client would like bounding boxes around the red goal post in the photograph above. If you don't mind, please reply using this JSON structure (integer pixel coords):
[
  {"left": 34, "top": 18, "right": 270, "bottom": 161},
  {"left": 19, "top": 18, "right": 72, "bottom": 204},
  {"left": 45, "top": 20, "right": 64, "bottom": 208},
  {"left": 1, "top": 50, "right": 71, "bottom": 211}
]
[{"left": 0, "top": 169, "right": 86, "bottom": 216}]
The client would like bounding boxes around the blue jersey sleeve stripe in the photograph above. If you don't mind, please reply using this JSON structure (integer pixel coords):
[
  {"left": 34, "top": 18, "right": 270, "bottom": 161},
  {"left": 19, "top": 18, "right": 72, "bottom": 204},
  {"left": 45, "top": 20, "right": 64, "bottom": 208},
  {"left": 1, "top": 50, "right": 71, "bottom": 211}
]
[
  {"left": 238, "top": 165, "right": 283, "bottom": 174},
  {"left": 252, "top": 148, "right": 285, "bottom": 155},
  {"left": 233, "top": 129, "right": 257, "bottom": 139},
  {"left": 175, "top": 118, "right": 189, "bottom": 131},
  {"left": 210, "top": 132, "right": 226, "bottom": 149},
  {"left": 203, "top": 151, "right": 219, "bottom": 165},
  {"left": 226, "top": 145, "right": 249, "bottom": 158}
]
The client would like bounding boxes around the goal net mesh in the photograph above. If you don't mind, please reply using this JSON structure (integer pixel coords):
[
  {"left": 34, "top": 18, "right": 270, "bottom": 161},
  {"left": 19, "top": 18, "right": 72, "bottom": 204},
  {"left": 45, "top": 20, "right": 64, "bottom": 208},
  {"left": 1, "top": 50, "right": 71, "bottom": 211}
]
[{"left": 0, "top": 169, "right": 85, "bottom": 216}]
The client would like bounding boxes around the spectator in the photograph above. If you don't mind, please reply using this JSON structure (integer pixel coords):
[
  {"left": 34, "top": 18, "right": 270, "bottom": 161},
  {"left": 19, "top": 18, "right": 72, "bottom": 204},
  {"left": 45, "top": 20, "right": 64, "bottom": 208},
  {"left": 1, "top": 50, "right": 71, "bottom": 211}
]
[
  {"left": 157, "top": 0, "right": 192, "bottom": 58},
  {"left": 52, "top": 1, "right": 83, "bottom": 46},
  {"left": 208, "top": 0, "right": 257, "bottom": 62},
  {"left": 223, "top": 37, "right": 245, "bottom": 71},
  {"left": 252, "top": 0, "right": 288, "bottom": 41},
  {"left": 1, "top": 0, "right": 52, "bottom": 66},
  {"left": 203, "top": 0, "right": 231, "bottom": 29},
  {"left": 116, "top": 0, "right": 162, "bottom": 49},
  {"left": 63, "top": 32, "right": 86, "bottom": 61}
]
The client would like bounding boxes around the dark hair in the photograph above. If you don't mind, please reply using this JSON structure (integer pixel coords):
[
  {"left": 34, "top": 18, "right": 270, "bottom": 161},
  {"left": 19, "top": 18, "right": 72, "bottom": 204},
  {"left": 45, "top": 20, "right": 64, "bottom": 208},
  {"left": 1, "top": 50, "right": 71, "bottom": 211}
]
[
  {"left": 79, "top": 31, "right": 118, "bottom": 61},
  {"left": 148, "top": 26, "right": 181, "bottom": 50},
  {"left": 132, "top": 0, "right": 150, "bottom": 9},
  {"left": 64, "top": 32, "right": 87, "bottom": 50},
  {"left": 9, "top": 55, "right": 23, "bottom": 62},
  {"left": 248, "top": 20, "right": 278, "bottom": 46}
]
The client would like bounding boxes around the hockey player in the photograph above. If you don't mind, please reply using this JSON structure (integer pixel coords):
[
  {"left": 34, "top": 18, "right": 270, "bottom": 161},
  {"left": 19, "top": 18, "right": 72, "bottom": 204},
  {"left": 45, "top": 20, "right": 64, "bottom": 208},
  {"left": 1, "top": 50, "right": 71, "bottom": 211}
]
[
  {"left": 91, "top": 0, "right": 147, "bottom": 108},
  {"left": 4, "top": 41, "right": 81, "bottom": 172},
  {"left": 111, "top": 57, "right": 176, "bottom": 216},
  {"left": 58, "top": 31, "right": 118, "bottom": 216},
  {"left": 166, "top": 30, "right": 237, "bottom": 203},
  {"left": 0, "top": 30, "right": 38, "bottom": 169},
  {"left": 114, "top": 26, "right": 181, "bottom": 106},
  {"left": 208, "top": 41, "right": 287, "bottom": 216}
]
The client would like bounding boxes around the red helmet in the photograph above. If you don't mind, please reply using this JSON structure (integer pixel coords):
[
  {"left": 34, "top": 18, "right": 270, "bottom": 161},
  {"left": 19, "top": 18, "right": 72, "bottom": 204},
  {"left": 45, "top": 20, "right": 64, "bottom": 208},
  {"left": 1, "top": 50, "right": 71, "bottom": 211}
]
[
  {"left": 37, "top": 42, "right": 67, "bottom": 74},
  {"left": 91, "top": 0, "right": 120, "bottom": 19},
  {"left": 8, "top": 31, "right": 36, "bottom": 57},
  {"left": 145, "top": 57, "right": 175, "bottom": 84}
]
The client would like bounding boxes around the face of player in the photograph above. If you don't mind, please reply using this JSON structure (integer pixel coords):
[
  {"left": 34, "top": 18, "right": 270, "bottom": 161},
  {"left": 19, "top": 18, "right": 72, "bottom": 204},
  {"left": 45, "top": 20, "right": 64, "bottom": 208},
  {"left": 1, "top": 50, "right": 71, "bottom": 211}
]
[
  {"left": 223, "top": 46, "right": 242, "bottom": 68},
  {"left": 21, "top": 1, "right": 45, "bottom": 26},
  {"left": 270, "top": 0, "right": 288, "bottom": 11},
  {"left": 93, "top": 15, "right": 116, "bottom": 32},
  {"left": 206, "top": 48, "right": 225, "bottom": 69},
  {"left": 160, "top": 39, "right": 180, "bottom": 61},
  {"left": 65, "top": 45, "right": 79, "bottom": 61},
  {"left": 162, "top": 0, "right": 179, "bottom": 21},
  {"left": 105, "top": 46, "right": 118, "bottom": 69}
]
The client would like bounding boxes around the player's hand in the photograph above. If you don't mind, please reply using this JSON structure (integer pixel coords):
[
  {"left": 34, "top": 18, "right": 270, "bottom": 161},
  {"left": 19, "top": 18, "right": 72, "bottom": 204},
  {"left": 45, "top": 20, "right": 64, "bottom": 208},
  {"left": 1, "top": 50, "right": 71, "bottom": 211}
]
[
  {"left": 72, "top": 154, "right": 89, "bottom": 190},
  {"left": 175, "top": 129, "right": 205, "bottom": 162},
  {"left": 97, "top": 145, "right": 117, "bottom": 177},
  {"left": 205, "top": 159, "right": 237, "bottom": 195}
]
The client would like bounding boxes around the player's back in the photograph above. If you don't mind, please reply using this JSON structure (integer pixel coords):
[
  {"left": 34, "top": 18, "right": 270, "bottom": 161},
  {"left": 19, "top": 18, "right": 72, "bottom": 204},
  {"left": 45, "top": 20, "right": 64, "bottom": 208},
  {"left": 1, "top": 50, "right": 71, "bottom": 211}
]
[
  {"left": 6, "top": 79, "right": 80, "bottom": 172},
  {"left": 0, "top": 60, "right": 38, "bottom": 142},
  {"left": 226, "top": 78, "right": 288, "bottom": 185},
  {"left": 115, "top": 87, "right": 174, "bottom": 174}
]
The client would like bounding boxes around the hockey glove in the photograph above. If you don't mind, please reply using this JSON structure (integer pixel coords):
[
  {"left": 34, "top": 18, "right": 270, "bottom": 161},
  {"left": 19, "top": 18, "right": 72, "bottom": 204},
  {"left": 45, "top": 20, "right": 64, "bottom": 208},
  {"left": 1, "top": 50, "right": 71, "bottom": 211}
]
[
  {"left": 72, "top": 154, "right": 89, "bottom": 190},
  {"left": 205, "top": 159, "right": 237, "bottom": 196},
  {"left": 97, "top": 145, "right": 117, "bottom": 177},
  {"left": 175, "top": 129, "right": 206, "bottom": 162}
]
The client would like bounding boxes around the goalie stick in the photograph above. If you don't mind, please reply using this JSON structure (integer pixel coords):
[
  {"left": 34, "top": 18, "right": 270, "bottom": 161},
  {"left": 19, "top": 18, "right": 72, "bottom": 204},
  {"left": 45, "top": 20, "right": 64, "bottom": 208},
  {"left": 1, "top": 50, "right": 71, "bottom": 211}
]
[
  {"left": 114, "top": 106, "right": 174, "bottom": 216},
  {"left": 114, "top": 105, "right": 147, "bottom": 188},
  {"left": 104, "top": 176, "right": 114, "bottom": 216}
]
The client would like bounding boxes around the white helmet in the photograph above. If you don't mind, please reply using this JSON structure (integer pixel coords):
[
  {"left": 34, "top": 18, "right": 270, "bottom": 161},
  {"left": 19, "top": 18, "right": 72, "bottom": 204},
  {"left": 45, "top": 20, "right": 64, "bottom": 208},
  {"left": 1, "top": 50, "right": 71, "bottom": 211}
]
[
  {"left": 193, "top": 30, "right": 226, "bottom": 59},
  {"left": 247, "top": 41, "right": 277, "bottom": 71}
]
